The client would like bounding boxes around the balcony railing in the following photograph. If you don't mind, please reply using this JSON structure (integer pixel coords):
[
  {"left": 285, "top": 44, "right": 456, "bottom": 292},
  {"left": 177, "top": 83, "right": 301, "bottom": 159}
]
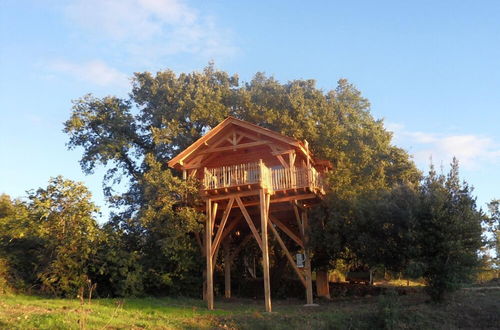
[{"left": 202, "top": 161, "right": 324, "bottom": 194}]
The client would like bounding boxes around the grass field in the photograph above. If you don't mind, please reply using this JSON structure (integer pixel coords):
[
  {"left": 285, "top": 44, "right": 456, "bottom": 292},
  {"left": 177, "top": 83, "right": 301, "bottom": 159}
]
[{"left": 1, "top": 285, "right": 499, "bottom": 329}]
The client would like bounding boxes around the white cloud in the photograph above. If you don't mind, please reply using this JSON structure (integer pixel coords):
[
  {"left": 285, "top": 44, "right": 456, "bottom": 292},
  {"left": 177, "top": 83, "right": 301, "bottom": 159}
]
[
  {"left": 50, "top": 60, "right": 129, "bottom": 88},
  {"left": 65, "top": 0, "right": 236, "bottom": 59},
  {"left": 387, "top": 122, "right": 500, "bottom": 169}
]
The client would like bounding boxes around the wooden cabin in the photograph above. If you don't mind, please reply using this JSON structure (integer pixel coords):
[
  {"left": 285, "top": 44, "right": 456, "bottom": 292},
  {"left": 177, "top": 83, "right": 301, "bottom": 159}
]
[{"left": 168, "top": 117, "right": 330, "bottom": 312}]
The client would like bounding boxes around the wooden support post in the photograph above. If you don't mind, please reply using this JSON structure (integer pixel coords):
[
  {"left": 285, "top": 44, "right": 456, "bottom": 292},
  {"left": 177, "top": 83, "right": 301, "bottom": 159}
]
[
  {"left": 223, "top": 241, "right": 231, "bottom": 299},
  {"left": 206, "top": 199, "right": 214, "bottom": 310},
  {"left": 302, "top": 209, "right": 314, "bottom": 305},
  {"left": 260, "top": 189, "right": 272, "bottom": 312}
]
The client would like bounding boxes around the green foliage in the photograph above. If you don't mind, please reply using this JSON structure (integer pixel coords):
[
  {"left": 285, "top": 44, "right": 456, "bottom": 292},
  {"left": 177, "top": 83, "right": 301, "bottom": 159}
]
[
  {"left": 62, "top": 64, "right": 420, "bottom": 296},
  {"left": 349, "top": 184, "right": 419, "bottom": 271},
  {"left": 0, "top": 178, "right": 101, "bottom": 297},
  {"left": 90, "top": 224, "right": 145, "bottom": 297},
  {"left": 28, "top": 176, "right": 101, "bottom": 297},
  {"left": 417, "top": 159, "right": 484, "bottom": 301},
  {"left": 1, "top": 65, "right": 489, "bottom": 302},
  {"left": 319, "top": 158, "right": 484, "bottom": 302},
  {"left": 314, "top": 183, "right": 421, "bottom": 276},
  {"left": 485, "top": 199, "right": 499, "bottom": 271},
  {"left": 0, "top": 258, "right": 11, "bottom": 294},
  {"left": 0, "top": 194, "right": 42, "bottom": 291},
  {"left": 0, "top": 65, "right": 489, "bottom": 301}
]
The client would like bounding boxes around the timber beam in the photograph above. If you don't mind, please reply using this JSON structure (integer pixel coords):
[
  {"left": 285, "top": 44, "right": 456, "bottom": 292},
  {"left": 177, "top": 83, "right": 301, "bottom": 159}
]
[
  {"left": 236, "top": 196, "right": 263, "bottom": 251},
  {"left": 269, "top": 221, "right": 306, "bottom": 287}
]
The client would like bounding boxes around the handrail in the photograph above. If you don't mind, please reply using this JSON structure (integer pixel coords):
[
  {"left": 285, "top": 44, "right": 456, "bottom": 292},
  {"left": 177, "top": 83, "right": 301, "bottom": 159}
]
[
  {"left": 204, "top": 162, "right": 260, "bottom": 190},
  {"left": 202, "top": 162, "right": 324, "bottom": 193}
]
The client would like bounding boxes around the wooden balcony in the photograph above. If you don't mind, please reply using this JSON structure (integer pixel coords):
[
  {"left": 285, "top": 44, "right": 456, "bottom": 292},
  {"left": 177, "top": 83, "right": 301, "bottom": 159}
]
[{"left": 202, "top": 161, "right": 325, "bottom": 195}]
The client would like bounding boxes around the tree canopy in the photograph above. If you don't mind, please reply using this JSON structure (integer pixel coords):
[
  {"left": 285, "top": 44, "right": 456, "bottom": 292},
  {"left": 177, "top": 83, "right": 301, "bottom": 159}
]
[
  {"left": 0, "top": 65, "right": 488, "bottom": 301},
  {"left": 61, "top": 64, "right": 424, "bottom": 295}
]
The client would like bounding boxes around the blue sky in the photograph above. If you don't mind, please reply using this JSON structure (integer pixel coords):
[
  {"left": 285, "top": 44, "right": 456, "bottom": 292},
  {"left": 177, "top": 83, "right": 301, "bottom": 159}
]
[{"left": 1, "top": 0, "right": 499, "bottom": 220}]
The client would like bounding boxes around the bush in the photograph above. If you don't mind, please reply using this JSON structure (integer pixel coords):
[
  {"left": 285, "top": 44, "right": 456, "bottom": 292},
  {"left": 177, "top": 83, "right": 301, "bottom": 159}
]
[{"left": 0, "top": 258, "right": 11, "bottom": 294}]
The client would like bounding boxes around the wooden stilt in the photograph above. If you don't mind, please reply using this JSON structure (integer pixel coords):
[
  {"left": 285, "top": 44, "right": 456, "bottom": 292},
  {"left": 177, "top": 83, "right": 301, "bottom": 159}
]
[
  {"left": 223, "top": 241, "right": 231, "bottom": 299},
  {"left": 206, "top": 199, "right": 214, "bottom": 310},
  {"left": 260, "top": 189, "right": 272, "bottom": 312},
  {"left": 302, "top": 209, "right": 314, "bottom": 305}
]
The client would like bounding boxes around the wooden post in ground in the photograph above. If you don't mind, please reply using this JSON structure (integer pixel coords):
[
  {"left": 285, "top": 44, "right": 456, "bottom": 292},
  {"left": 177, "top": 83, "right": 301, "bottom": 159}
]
[
  {"left": 223, "top": 241, "right": 231, "bottom": 299},
  {"left": 206, "top": 199, "right": 214, "bottom": 310},
  {"left": 316, "top": 270, "right": 330, "bottom": 299},
  {"left": 260, "top": 188, "right": 272, "bottom": 312},
  {"left": 302, "top": 208, "right": 314, "bottom": 305}
]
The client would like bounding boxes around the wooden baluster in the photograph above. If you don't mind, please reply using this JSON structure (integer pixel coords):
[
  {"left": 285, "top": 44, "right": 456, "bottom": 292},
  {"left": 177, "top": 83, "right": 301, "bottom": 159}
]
[{"left": 259, "top": 159, "right": 263, "bottom": 188}]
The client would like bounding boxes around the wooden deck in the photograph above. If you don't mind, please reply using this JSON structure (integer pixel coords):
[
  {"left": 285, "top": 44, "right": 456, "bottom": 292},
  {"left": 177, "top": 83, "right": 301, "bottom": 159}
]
[{"left": 202, "top": 160, "right": 325, "bottom": 195}]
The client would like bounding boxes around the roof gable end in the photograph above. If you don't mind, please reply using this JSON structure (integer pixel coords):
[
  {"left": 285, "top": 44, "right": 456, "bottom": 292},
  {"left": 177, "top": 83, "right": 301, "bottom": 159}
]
[{"left": 168, "top": 117, "right": 303, "bottom": 169}]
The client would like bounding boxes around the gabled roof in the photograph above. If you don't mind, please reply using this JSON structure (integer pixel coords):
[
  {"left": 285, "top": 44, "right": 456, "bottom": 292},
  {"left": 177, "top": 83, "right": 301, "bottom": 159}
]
[{"left": 168, "top": 116, "right": 309, "bottom": 169}]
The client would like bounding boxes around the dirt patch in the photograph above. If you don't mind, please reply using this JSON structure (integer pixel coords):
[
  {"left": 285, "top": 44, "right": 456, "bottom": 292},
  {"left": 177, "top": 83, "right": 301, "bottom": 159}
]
[{"left": 0, "top": 302, "right": 54, "bottom": 316}]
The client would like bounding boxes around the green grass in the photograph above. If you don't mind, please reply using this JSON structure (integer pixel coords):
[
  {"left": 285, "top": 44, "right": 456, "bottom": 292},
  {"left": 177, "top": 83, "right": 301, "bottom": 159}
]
[{"left": 1, "top": 285, "right": 499, "bottom": 329}]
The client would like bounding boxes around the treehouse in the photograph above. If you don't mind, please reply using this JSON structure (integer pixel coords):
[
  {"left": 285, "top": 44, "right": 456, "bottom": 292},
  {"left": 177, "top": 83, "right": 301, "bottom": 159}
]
[{"left": 168, "top": 117, "right": 331, "bottom": 312}]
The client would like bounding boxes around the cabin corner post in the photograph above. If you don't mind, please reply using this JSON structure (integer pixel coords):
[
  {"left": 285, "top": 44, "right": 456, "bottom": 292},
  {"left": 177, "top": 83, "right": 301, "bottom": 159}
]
[
  {"left": 302, "top": 208, "right": 314, "bottom": 305},
  {"left": 206, "top": 198, "right": 214, "bottom": 310},
  {"left": 259, "top": 188, "right": 272, "bottom": 312}
]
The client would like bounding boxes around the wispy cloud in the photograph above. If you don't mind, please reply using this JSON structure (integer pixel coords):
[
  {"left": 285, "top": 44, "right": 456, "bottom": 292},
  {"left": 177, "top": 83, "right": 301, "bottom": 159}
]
[
  {"left": 386, "top": 122, "right": 500, "bottom": 169},
  {"left": 50, "top": 60, "right": 129, "bottom": 88},
  {"left": 45, "top": 0, "right": 235, "bottom": 89},
  {"left": 65, "top": 0, "right": 236, "bottom": 60}
]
